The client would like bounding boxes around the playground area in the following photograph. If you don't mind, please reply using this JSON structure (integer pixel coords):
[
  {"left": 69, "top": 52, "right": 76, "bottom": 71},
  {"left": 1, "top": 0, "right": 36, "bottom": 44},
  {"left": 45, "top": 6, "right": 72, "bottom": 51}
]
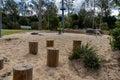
[{"left": 0, "top": 32, "right": 120, "bottom": 80}]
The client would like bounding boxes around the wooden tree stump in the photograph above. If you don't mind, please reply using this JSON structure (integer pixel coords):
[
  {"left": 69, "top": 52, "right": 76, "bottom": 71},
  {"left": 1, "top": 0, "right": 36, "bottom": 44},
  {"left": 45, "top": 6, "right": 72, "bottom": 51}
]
[
  {"left": 47, "top": 48, "right": 59, "bottom": 67},
  {"left": 0, "top": 57, "right": 4, "bottom": 70},
  {"left": 13, "top": 64, "right": 33, "bottom": 80},
  {"left": 29, "top": 42, "right": 38, "bottom": 55},
  {"left": 46, "top": 40, "right": 54, "bottom": 47},
  {"left": 73, "top": 40, "right": 82, "bottom": 49}
]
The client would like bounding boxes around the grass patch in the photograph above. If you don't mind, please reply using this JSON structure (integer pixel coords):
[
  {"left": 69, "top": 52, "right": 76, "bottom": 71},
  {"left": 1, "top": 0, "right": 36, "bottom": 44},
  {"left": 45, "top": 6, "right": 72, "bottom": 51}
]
[{"left": 2, "top": 29, "right": 36, "bottom": 36}]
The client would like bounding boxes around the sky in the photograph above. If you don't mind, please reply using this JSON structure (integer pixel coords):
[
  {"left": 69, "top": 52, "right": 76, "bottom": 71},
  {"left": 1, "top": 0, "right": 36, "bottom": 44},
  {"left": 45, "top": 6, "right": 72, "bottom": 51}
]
[{"left": 14, "top": 0, "right": 119, "bottom": 16}]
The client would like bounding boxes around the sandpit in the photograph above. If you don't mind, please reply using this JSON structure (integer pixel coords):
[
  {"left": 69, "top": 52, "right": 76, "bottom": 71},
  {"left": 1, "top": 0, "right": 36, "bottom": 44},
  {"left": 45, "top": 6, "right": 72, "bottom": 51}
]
[{"left": 0, "top": 32, "right": 120, "bottom": 80}]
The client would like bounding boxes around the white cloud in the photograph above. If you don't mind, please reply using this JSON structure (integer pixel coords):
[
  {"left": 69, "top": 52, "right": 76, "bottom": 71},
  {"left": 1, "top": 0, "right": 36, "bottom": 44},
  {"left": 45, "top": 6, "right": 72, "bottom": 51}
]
[{"left": 111, "top": 9, "right": 119, "bottom": 16}]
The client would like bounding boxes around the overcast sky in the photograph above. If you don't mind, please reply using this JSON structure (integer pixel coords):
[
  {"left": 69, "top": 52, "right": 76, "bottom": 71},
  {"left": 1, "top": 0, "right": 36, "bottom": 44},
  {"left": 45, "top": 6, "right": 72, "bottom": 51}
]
[{"left": 14, "top": 0, "right": 119, "bottom": 16}]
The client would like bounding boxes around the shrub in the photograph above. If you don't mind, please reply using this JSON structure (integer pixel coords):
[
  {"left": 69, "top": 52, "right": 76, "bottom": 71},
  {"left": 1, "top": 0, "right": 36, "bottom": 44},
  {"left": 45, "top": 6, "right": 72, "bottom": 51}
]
[
  {"left": 2, "top": 24, "right": 8, "bottom": 29},
  {"left": 100, "top": 22, "right": 108, "bottom": 30},
  {"left": 84, "top": 52, "right": 100, "bottom": 69},
  {"left": 110, "top": 28, "right": 120, "bottom": 50},
  {"left": 69, "top": 44, "right": 101, "bottom": 69},
  {"left": 31, "top": 22, "right": 38, "bottom": 30},
  {"left": 11, "top": 22, "right": 20, "bottom": 29},
  {"left": 69, "top": 43, "right": 95, "bottom": 59},
  {"left": 115, "top": 21, "right": 120, "bottom": 28}
]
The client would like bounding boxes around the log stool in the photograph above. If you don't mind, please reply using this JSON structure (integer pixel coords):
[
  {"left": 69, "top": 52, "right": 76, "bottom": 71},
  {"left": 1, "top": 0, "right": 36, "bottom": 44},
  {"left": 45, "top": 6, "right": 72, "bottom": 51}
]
[
  {"left": 29, "top": 42, "right": 38, "bottom": 55},
  {"left": 73, "top": 40, "right": 82, "bottom": 49},
  {"left": 0, "top": 57, "right": 4, "bottom": 70},
  {"left": 47, "top": 48, "right": 59, "bottom": 67},
  {"left": 46, "top": 40, "right": 54, "bottom": 47},
  {"left": 13, "top": 64, "right": 33, "bottom": 80}
]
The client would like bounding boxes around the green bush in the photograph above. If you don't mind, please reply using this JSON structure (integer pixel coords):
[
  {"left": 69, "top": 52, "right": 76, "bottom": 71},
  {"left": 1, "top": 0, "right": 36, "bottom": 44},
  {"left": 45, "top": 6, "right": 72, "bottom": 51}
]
[
  {"left": 115, "top": 21, "right": 120, "bottom": 28},
  {"left": 110, "top": 28, "right": 120, "bottom": 50},
  {"left": 100, "top": 22, "right": 108, "bottom": 30},
  {"left": 69, "top": 44, "right": 101, "bottom": 69},
  {"left": 11, "top": 22, "right": 20, "bottom": 29},
  {"left": 2, "top": 24, "right": 8, "bottom": 29},
  {"left": 84, "top": 52, "right": 100, "bottom": 69},
  {"left": 31, "top": 22, "right": 38, "bottom": 30}
]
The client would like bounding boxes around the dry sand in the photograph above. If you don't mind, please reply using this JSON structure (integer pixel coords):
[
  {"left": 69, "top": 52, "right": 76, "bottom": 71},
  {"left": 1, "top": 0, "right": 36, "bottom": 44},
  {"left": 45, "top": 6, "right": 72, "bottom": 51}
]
[{"left": 0, "top": 32, "right": 120, "bottom": 80}]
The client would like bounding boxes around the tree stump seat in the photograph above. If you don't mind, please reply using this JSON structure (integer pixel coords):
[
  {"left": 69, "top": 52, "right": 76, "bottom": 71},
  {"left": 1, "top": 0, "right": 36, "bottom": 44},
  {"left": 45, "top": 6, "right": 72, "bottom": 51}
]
[
  {"left": 13, "top": 64, "right": 33, "bottom": 80},
  {"left": 47, "top": 48, "right": 59, "bottom": 67},
  {"left": 46, "top": 40, "right": 54, "bottom": 47},
  {"left": 29, "top": 42, "right": 38, "bottom": 55},
  {"left": 0, "top": 57, "right": 4, "bottom": 70}
]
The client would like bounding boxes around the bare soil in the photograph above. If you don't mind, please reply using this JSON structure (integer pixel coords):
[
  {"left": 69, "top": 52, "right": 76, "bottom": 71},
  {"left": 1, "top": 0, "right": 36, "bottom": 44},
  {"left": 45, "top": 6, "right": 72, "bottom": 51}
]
[{"left": 0, "top": 32, "right": 120, "bottom": 80}]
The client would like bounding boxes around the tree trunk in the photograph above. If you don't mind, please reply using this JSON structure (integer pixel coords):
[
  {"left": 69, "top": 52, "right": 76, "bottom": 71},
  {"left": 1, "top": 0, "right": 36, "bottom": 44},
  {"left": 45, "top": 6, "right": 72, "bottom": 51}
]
[
  {"left": 47, "top": 48, "right": 59, "bottom": 67},
  {"left": 0, "top": 7, "right": 2, "bottom": 38},
  {"left": 29, "top": 42, "right": 38, "bottom": 55},
  {"left": 46, "top": 40, "right": 54, "bottom": 47},
  {"left": 0, "top": 57, "right": 3, "bottom": 70},
  {"left": 13, "top": 64, "right": 33, "bottom": 80},
  {"left": 73, "top": 40, "right": 82, "bottom": 49},
  {"left": 38, "top": 0, "right": 42, "bottom": 30}
]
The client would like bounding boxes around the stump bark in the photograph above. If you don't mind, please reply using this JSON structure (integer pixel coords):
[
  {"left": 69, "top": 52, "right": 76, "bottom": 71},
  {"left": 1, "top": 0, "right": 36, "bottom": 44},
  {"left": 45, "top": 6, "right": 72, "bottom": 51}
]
[
  {"left": 13, "top": 64, "right": 33, "bottom": 80},
  {"left": 29, "top": 42, "right": 38, "bottom": 55},
  {"left": 46, "top": 40, "right": 54, "bottom": 47},
  {"left": 47, "top": 48, "right": 59, "bottom": 67},
  {"left": 73, "top": 40, "right": 82, "bottom": 49},
  {"left": 0, "top": 57, "right": 4, "bottom": 70}
]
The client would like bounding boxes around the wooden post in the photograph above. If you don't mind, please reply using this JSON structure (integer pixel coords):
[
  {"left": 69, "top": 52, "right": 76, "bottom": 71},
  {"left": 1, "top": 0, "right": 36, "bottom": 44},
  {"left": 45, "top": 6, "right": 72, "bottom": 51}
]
[
  {"left": 29, "top": 42, "right": 38, "bottom": 55},
  {"left": 13, "top": 64, "right": 33, "bottom": 80},
  {"left": 0, "top": 57, "right": 4, "bottom": 70},
  {"left": 47, "top": 48, "right": 59, "bottom": 67},
  {"left": 46, "top": 40, "right": 54, "bottom": 47},
  {"left": 73, "top": 40, "right": 82, "bottom": 49}
]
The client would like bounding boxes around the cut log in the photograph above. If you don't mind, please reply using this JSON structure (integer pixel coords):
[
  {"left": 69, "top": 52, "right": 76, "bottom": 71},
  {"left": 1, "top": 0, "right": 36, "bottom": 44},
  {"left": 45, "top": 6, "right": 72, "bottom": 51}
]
[
  {"left": 46, "top": 40, "right": 54, "bottom": 47},
  {"left": 0, "top": 57, "right": 4, "bottom": 70},
  {"left": 73, "top": 40, "right": 82, "bottom": 49},
  {"left": 13, "top": 64, "right": 33, "bottom": 80},
  {"left": 29, "top": 42, "right": 38, "bottom": 55},
  {"left": 47, "top": 48, "right": 59, "bottom": 67}
]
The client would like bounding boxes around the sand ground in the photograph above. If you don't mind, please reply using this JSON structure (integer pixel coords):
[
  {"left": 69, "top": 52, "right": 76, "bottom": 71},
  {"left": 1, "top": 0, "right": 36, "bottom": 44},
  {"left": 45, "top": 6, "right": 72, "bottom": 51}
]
[{"left": 0, "top": 32, "right": 120, "bottom": 80}]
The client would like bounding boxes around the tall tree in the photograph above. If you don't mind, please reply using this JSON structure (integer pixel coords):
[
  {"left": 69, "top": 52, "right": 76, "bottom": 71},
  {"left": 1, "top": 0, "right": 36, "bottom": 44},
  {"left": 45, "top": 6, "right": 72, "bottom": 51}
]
[
  {"left": 64, "top": 0, "right": 74, "bottom": 16},
  {"left": 4, "top": 0, "right": 18, "bottom": 21}
]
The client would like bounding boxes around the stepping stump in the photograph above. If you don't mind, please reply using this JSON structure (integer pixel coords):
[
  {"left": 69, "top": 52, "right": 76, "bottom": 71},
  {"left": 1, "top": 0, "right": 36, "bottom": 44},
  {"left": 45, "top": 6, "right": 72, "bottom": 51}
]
[
  {"left": 73, "top": 40, "right": 82, "bottom": 49},
  {"left": 47, "top": 48, "right": 59, "bottom": 67},
  {"left": 0, "top": 57, "right": 4, "bottom": 70},
  {"left": 13, "top": 64, "right": 33, "bottom": 80},
  {"left": 29, "top": 42, "right": 38, "bottom": 55},
  {"left": 46, "top": 40, "right": 54, "bottom": 47}
]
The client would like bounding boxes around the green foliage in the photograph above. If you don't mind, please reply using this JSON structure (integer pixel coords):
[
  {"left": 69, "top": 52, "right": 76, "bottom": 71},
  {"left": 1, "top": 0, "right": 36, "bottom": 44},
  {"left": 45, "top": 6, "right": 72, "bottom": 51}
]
[
  {"left": 84, "top": 52, "right": 100, "bottom": 69},
  {"left": 11, "top": 22, "right": 20, "bottom": 29},
  {"left": 49, "top": 16, "right": 59, "bottom": 30},
  {"left": 57, "top": 22, "right": 62, "bottom": 30},
  {"left": 100, "top": 22, "right": 108, "bottom": 30},
  {"left": 110, "top": 28, "right": 120, "bottom": 50},
  {"left": 31, "top": 22, "right": 38, "bottom": 30},
  {"left": 65, "top": 20, "right": 71, "bottom": 28},
  {"left": 1, "top": 71, "right": 11, "bottom": 78},
  {"left": 2, "top": 24, "right": 8, "bottom": 29},
  {"left": 42, "top": 18, "right": 48, "bottom": 30},
  {"left": 115, "top": 21, "right": 120, "bottom": 28},
  {"left": 69, "top": 44, "right": 101, "bottom": 69},
  {"left": 103, "top": 16, "right": 116, "bottom": 29}
]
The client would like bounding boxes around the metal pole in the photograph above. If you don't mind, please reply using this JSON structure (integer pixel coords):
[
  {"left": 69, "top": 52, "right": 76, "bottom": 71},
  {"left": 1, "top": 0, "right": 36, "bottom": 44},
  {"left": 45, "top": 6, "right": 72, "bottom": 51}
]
[
  {"left": 62, "top": 0, "right": 65, "bottom": 33},
  {"left": 0, "top": 2, "right": 2, "bottom": 38}
]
